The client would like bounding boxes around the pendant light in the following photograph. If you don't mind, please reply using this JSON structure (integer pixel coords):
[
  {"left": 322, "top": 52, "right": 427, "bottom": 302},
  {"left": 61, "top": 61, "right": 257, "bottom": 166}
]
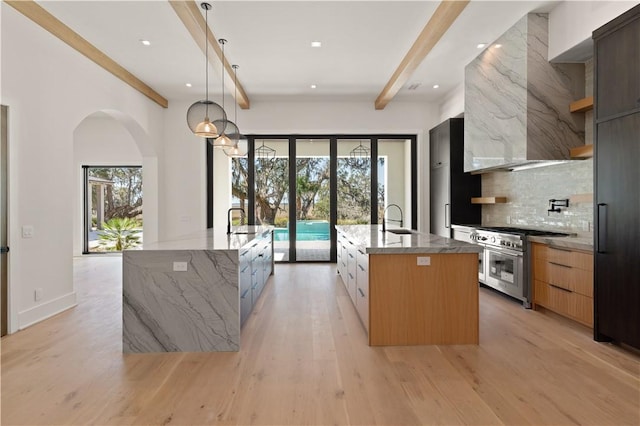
[
  {"left": 186, "top": 2, "right": 226, "bottom": 138},
  {"left": 350, "top": 140, "right": 370, "bottom": 159},
  {"left": 224, "top": 64, "right": 248, "bottom": 157},
  {"left": 256, "top": 140, "right": 276, "bottom": 160},
  {"left": 211, "top": 39, "right": 240, "bottom": 148}
]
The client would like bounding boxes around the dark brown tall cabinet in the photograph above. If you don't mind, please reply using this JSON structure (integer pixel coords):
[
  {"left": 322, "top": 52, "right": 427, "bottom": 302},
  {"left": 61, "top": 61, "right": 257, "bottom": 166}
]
[
  {"left": 429, "top": 118, "right": 480, "bottom": 237},
  {"left": 593, "top": 4, "right": 640, "bottom": 350}
]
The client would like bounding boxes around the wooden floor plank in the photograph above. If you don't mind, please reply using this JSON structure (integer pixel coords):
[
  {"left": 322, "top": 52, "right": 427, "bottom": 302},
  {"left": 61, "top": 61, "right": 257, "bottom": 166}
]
[{"left": 1, "top": 257, "right": 638, "bottom": 425}]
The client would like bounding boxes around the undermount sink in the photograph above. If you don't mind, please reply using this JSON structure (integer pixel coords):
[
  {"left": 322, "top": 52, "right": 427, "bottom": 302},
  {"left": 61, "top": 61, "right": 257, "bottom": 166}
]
[
  {"left": 232, "top": 231, "right": 257, "bottom": 235},
  {"left": 385, "top": 229, "right": 414, "bottom": 235}
]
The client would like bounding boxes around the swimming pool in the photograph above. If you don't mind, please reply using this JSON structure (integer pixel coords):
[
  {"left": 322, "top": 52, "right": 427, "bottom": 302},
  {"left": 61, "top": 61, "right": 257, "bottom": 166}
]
[{"left": 273, "top": 220, "right": 330, "bottom": 241}]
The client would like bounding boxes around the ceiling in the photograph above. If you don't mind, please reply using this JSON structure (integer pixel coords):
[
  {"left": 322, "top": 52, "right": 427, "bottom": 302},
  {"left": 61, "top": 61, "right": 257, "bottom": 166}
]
[{"left": 36, "top": 0, "right": 559, "bottom": 107}]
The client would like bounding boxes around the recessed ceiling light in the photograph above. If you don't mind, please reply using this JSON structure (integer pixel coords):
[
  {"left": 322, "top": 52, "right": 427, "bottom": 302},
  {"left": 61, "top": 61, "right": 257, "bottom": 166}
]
[
  {"left": 310, "top": 84, "right": 317, "bottom": 89},
  {"left": 311, "top": 41, "right": 322, "bottom": 48},
  {"left": 494, "top": 44, "right": 502, "bottom": 49},
  {"left": 185, "top": 83, "right": 192, "bottom": 87},
  {"left": 477, "top": 43, "right": 487, "bottom": 49},
  {"left": 140, "top": 39, "right": 151, "bottom": 46},
  {"left": 433, "top": 84, "right": 440, "bottom": 89}
]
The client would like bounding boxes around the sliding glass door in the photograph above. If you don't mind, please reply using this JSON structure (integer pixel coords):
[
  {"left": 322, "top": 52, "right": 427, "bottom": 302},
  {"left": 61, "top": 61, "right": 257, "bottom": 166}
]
[{"left": 229, "top": 135, "right": 416, "bottom": 263}]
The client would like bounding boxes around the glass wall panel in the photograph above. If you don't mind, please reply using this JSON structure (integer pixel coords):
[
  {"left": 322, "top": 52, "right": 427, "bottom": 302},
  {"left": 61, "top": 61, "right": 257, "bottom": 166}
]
[
  {"left": 84, "top": 166, "right": 143, "bottom": 253},
  {"left": 254, "top": 139, "right": 290, "bottom": 261},
  {"left": 336, "top": 139, "right": 371, "bottom": 225},
  {"left": 378, "top": 139, "right": 411, "bottom": 229},
  {"left": 295, "top": 139, "right": 330, "bottom": 261}
]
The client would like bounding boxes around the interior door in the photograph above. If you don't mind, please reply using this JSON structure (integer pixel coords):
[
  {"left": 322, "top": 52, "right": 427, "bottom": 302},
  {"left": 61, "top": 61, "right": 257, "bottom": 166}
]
[{"left": 1, "top": 105, "right": 9, "bottom": 336}]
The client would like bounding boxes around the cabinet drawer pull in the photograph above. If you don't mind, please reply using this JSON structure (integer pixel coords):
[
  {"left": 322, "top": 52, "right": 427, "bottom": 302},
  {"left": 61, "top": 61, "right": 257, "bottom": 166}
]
[
  {"left": 549, "top": 283, "right": 572, "bottom": 293},
  {"left": 358, "top": 249, "right": 365, "bottom": 255},
  {"left": 549, "top": 261, "right": 572, "bottom": 269},
  {"left": 358, "top": 264, "right": 365, "bottom": 272},
  {"left": 348, "top": 273, "right": 354, "bottom": 279},
  {"left": 549, "top": 246, "right": 572, "bottom": 253},
  {"left": 358, "top": 288, "right": 365, "bottom": 297},
  {"left": 348, "top": 253, "right": 354, "bottom": 259},
  {"left": 241, "top": 289, "right": 250, "bottom": 299}
]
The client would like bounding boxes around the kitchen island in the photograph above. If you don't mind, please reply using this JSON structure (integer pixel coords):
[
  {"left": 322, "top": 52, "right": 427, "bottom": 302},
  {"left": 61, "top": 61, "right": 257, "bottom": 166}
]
[
  {"left": 123, "top": 226, "right": 273, "bottom": 353},
  {"left": 336, "top": 225, "right": 483, "bottom": 346}
]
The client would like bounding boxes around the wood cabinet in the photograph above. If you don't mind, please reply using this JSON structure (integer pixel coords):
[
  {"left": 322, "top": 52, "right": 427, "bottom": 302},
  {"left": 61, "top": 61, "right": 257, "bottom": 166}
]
[
  {"left": 594, "top": 10, "right": 640, "bottom": 119},
  {"left": 429, "top": 118, "right": 481, "bottom": 238},
  {"left": 593, "top": 4, "right": 640, "bottom": 350},
  {"left": 532, "top": 243, "right": 593, "bottom": 327}
]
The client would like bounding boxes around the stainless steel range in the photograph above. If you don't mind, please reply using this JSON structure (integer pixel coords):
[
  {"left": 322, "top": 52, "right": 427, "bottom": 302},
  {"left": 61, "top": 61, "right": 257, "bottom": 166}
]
[{"left": 452, "top": 225, "right": 569, "bottom": 308}]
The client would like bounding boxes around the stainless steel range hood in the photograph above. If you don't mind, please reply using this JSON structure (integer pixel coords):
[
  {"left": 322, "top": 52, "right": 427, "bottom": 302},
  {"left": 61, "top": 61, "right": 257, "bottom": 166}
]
[{"left": 463, "top": 13, "right": 586, "bottom": 173}]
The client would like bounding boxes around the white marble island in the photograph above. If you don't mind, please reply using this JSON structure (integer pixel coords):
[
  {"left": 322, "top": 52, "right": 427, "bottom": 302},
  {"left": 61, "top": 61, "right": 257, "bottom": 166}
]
[
  {"left": 123, "top": 226, "right": 273, "bottom": 353},
  {"left": 336, "top": 225, "right": 483, "bottom": 346}
]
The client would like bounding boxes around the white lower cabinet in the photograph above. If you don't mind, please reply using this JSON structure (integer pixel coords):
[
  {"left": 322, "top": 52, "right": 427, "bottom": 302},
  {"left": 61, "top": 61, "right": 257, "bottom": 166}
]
[
  {"left": 355, "top": 249, "right": 369, "bottom": 332},
  {"left": 240, "top": 231, "right": 274, "bottom": 327},
  {"left": 336, "top": 231, "right": 369, "bottom": 331}
]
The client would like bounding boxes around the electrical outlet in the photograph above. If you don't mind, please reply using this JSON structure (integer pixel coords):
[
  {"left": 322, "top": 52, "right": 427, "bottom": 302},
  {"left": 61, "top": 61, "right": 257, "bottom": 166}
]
[
  {"left": 22, "top": 225, "right": 34, "bottom": 238},
  {"left": 173, "top": 261, "right": 188, "bottom": 272},
  {"left": 417, "top": 256, "right": 431, "bottom": 266},
  {"left": 34, "top": 287, "right": 43, "bottom": 302},
  {"left": 506, "top": 216, "right": 511, "bottom": 224}
]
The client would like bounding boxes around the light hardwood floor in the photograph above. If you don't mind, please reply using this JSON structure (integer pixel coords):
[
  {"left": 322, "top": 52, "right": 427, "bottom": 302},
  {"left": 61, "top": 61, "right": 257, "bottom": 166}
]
[{"left": 1, "top": 256, "right": 639, "bottom": 425}]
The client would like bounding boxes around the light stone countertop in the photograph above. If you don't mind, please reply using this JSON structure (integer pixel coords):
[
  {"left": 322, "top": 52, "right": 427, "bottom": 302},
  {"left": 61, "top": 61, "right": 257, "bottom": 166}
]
[
  {"left": 336, "top": 225, "right": 483, "bottom": 254},
  {"left": 528, "top": 235, "right": 593, "bottom": 252},
  {"left": 135, "top": 226, "right": 273, "bottom": 251}
]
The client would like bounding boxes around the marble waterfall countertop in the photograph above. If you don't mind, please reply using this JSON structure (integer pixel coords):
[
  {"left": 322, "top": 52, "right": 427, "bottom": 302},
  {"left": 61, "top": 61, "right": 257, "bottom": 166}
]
[
  {"left": 123, "top": 226, "right": 274, "bottom": 353},
  {"left": 140, "top": 226, "right": 274, "bottom": 251},
  {"left": 336, "top": 225, "right": 483, "bottom": 254}
]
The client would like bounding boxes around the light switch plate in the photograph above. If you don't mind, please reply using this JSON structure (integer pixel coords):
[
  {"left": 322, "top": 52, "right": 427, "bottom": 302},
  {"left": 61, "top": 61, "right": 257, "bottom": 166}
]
[
  {"left": 417, "top": 256, "right": 431, "bottom": 266},
  {"left": 22, "top": 225, "right": 34, "bottom": 238},
  {"left": 173, "top": 261, "right": 188, "bottom": 272}
]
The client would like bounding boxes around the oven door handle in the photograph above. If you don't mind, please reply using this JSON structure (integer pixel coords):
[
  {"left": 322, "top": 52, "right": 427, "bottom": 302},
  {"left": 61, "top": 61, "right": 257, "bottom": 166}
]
[{"left": 486, "top": 247, "right": 523, "bottom": 258}]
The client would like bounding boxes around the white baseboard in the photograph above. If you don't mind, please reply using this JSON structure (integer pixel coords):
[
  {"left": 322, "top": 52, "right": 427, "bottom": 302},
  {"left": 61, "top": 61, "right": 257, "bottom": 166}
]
[{"left": 17, "top": 292, "right": 77, "bottom": 330}]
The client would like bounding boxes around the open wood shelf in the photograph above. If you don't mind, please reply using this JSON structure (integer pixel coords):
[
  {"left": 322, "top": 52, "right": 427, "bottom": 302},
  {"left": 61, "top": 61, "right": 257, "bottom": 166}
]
[
  {"left": 569, "top": 96, "right": 594, "bottom": 113},
  {"left": 570, "top": 193, "right": 593, "bottom": 204},
  {"left": 570, "top": 144, "right": 593, "bottom": 159},
  {"left": 471, "top": 197, "right": 507, "bottom": 204}
]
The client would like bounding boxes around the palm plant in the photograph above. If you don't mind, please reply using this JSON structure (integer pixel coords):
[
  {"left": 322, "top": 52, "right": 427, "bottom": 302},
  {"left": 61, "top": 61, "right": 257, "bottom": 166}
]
[{"left": 97, "top": 217, "right": 141, "bottom": 251}]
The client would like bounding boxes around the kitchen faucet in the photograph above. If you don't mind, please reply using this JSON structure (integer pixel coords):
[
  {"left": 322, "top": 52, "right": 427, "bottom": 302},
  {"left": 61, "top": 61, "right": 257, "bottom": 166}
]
[
  {"left": 227, "top": 207, "right": 246, "bottom": 234},
  {"left": 382, "top": 204, "right": 403, "bottom": 232},
  {"left": 547, "top": 199, "right": 569, "bottom": 215}
]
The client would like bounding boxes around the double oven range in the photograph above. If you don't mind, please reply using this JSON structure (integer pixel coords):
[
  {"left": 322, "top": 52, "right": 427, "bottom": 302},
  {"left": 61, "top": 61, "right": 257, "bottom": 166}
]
[{"left": 452, "top": 225, "right": 569, "bottom": 308}]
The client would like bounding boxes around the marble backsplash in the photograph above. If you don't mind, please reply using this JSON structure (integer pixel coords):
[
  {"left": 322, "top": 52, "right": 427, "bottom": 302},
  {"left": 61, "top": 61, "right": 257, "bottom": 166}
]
[{"left": 481, "top": 159, "right": 593, "bottom": 236}]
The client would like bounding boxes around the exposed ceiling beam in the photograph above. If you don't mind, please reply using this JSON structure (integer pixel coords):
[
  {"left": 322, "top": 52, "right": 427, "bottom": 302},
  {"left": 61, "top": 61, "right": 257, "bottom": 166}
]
[
  {"left": 374, "top": 0, "right": 470, "bottom": 110},
  {"left": 170, "top": 1, "right": 250, "bottom": 110},
  {"left": 5, "top": 0, "right": 169, "bottom": 109}
]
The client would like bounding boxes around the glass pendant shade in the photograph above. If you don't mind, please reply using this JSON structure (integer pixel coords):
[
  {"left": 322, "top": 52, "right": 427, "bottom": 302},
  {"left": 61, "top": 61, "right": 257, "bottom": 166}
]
[
  {"left": 211, "top": 119, "right": 239, "bottom": 147},
  {"left": 223, "top": 135, "right": 248, "bottom": 157},
  {"left": 187, "top": 100, "right": 226, "bottom": 138}
]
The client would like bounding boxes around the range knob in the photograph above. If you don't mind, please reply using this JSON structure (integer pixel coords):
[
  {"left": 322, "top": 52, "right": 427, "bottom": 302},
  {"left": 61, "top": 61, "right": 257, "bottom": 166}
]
[{"left": 490, "top": 236, "right": 496, "bottom": 243}]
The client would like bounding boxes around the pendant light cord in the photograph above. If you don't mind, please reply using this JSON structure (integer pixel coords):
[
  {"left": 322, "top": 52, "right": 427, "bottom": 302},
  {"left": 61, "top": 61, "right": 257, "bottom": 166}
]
[
  {"left": 233, "top": 65, "right": 238, "bottom": 125},
  {"left": 202, "top": 3, "right": 211, "bottom": 116},
  {"left": 219, "top": 39, "right": 226, "bottom": 113}
]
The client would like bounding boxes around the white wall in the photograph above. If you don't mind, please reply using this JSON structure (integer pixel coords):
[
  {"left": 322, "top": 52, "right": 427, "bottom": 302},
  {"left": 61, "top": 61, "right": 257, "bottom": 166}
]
[
  {"left": 438, "top": 83, "right": 465, "bottom": 122},
  {"left": 1, "top": 5, "right": 163, "bottom": 332},
  {"left": 73, "top": 115, "right": 143, "bottom": 255},
  {"left": 549, "top": 1, "right": 639, "bottom": 60}
]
